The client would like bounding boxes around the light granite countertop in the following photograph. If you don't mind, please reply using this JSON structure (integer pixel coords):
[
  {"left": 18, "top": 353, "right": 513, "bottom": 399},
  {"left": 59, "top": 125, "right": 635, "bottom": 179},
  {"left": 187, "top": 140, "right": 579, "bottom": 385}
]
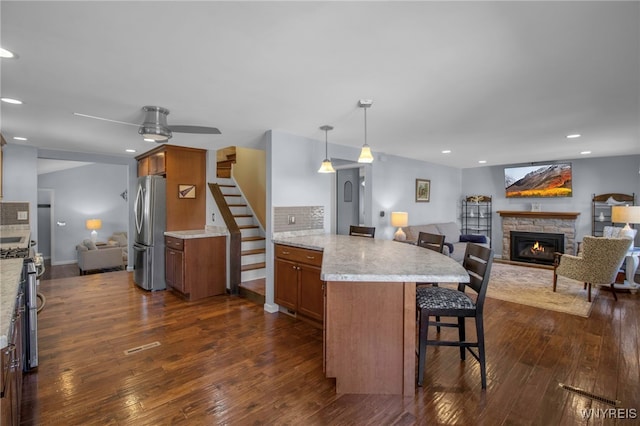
[
  {"left": 0, "top": 226, "right": 31, "bottom": 348},
  {"left": 164, "top": 226, "right": 228, "bottom": 239},
  {"left": 272, "top": 234, "right": 469, "bottom": 283},
  {"left": 0, "top": 259, "right": 24, "bottom": 348}
]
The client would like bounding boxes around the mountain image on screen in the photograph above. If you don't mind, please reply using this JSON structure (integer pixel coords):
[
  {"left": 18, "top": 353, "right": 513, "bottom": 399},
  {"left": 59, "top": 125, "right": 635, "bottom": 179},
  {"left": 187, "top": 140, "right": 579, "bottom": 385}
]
[{"left": 505, "top": 163, "right": 572, "bottom": 198}]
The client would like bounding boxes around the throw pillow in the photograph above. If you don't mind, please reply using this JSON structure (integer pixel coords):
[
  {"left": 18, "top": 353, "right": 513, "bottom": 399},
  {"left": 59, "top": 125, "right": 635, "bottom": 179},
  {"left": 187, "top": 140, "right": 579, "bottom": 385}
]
[
  {"left": 459, "top": 234, "right": 487, "bottom": 244},
  {"left": 83, "top": 239, "right": 98, "bottom": 250}
]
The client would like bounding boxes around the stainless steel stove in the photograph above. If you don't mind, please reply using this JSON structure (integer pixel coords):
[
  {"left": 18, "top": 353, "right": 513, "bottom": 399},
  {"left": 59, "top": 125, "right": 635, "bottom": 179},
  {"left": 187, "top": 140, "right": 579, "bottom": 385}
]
[{"left": 0, "top": 246, "right": 31, "bottom": 259}]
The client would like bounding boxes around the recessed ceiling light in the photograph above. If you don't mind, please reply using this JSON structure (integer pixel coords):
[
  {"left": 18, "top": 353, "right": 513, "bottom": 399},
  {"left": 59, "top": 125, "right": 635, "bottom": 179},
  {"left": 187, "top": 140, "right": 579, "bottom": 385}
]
[
  {"left": 478, "top": 160, "right": 487, "bottom": 164},
  {"left": 1, "top": 97, "right": 23, "bottom": 104},
  {"left": 0, "top": 48, "right": 15, "bottom": 58},
  {"left": 580, "top": 151, "right": 591, "bottom": 155},
  {"left": 13, "top": 136, "right": 27, "bottom": 141},
  {"left": 441, "top": 150, "right": 451, "bottom": 154},
  {"left": 143, "top": 138, "right": 155, "bottom": 142},
  {"left": 125, "top": 149, "right": 137, "bottom": 153},
  {"left": 566, "top": 134, "right": 581, "bottom": 139}
]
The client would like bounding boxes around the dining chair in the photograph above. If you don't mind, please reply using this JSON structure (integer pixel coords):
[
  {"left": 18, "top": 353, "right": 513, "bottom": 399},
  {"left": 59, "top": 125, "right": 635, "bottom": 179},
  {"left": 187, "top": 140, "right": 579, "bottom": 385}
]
[
  {"left": 417, "top": 231, "right": 445, "bottom": 253},
  {"left": 416, "top": 243, "right": 494, "bottom": 389},
  {"left": 349, "top": 225, "right": 375, "bottom": 238}
]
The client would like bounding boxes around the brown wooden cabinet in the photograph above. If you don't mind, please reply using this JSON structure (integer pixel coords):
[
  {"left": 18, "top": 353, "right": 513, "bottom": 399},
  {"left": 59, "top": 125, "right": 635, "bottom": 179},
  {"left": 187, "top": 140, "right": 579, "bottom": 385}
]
[
  {"left": 1, "top": 289, "right": 24, "bottom": 426},
  {"left": 137, "top": 145, "right": 206, "bottom": 231},
  {"left": 274, "top": 244, "right": 324, "bottom": 325},
  {"left": 165, "top": 235, "right": 226, "bottom": 300}
]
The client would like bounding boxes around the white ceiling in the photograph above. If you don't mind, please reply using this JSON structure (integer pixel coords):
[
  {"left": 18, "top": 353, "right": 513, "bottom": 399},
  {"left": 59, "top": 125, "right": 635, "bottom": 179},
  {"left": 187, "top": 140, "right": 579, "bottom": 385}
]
[{"left": 1, "top": 1, "right": 639, "bottom": 169}]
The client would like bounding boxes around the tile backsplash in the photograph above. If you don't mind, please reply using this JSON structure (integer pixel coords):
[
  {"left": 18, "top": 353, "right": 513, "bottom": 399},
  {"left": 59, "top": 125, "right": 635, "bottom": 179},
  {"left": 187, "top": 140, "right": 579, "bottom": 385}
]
[
  {"left": 273, "top": 206, "right": 324, "bottom": 233},
  {"left": 0, "top": 202, "right": 30, "bottom": 225}
]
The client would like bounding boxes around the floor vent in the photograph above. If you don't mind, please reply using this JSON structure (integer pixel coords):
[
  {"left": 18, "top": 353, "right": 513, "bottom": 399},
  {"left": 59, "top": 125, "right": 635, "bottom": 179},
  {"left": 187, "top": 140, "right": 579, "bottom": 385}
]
[
  {"left": 559, "top": 383, "right": 621, "bottom": 406},
  {"left": 124, "top": 341, "right": 161, "bottom": 356}
]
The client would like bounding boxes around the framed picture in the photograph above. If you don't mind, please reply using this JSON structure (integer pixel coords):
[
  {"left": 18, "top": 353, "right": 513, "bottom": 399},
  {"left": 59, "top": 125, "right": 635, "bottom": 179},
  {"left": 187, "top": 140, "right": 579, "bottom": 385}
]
[
  {"left": 178, "top": 184, "right": 196, "bottom": 199},
  {"left": 415, "top": 179, "right": 430, "bottom": 202}
]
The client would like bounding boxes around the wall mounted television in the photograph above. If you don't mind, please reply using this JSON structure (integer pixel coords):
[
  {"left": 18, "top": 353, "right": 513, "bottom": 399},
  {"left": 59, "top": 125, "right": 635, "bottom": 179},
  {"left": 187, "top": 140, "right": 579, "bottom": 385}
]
[{"left": 504, "top": 162, "right": 573, "bottom": 198}]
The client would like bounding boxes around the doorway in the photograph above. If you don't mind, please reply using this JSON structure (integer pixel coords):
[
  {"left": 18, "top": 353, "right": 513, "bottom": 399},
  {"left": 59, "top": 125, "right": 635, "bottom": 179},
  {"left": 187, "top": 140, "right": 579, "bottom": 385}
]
[
  {"left": 37, "top": 188, "right": 54, "bottom": 261},
  {"left": 336, "top": 167, "right": 364, "bottom": 235}
]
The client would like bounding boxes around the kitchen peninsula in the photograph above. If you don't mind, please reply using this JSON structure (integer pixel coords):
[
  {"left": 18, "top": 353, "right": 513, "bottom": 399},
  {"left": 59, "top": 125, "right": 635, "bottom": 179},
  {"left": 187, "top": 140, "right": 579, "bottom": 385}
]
[{"left": 272, "top": 234, "right": 469, "bottom": 396}]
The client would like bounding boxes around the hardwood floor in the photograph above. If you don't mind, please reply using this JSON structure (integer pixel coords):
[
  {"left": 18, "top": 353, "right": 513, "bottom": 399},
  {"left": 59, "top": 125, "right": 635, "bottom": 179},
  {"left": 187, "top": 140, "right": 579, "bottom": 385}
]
[{"left": 21, "top": 269, "right": 639, "bottom": 425}]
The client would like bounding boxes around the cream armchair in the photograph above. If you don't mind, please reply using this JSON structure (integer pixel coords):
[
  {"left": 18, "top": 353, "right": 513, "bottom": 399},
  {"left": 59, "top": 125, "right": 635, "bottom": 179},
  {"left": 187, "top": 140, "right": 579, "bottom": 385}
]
[
  {"left": 76, "top": 239, "right": 125, "bottom": 275},
  {"left": 553, "top": 236, "right": 632, "bottom": 301}
]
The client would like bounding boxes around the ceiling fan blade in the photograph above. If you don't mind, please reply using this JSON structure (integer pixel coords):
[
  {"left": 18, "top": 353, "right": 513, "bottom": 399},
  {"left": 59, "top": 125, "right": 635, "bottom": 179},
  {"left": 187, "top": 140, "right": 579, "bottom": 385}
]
[
  {"left": 73, "top": 112, "right": 139, "bottom": 127},
  {"left": 168, "top": 125, "right": 221, "bottom": 135}
]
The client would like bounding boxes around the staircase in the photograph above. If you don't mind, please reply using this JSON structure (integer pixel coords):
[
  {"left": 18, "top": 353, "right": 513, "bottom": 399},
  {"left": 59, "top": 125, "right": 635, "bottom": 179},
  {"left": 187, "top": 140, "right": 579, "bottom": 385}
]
[{"left": 214, "top": 178, "right": 266, "bottom": 303}]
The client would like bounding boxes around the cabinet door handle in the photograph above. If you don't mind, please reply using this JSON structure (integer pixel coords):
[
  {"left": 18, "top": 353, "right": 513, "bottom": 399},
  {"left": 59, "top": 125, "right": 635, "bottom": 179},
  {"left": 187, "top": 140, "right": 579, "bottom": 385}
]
[
  {"left": 282, "top": 251, "right": 290, "bottom": 255},
  {"left": 306, "top": 255, "right": 315, "bottom": 260}
]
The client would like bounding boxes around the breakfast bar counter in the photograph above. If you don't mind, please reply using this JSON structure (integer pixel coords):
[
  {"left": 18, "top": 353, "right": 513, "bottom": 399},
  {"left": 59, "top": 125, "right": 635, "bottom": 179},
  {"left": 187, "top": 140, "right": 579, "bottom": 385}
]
[{"left": 273, "top": 234, "right": 469, "bottom": 396}]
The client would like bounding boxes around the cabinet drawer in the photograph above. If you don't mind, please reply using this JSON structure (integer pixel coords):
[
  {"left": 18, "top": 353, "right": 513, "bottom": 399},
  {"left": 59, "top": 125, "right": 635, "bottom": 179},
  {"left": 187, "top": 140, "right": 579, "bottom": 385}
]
[
  {"left": 165, "top": 236, "right": 184, "bottom": 251},
  {"left": 275, "top": 244, "right": 322, "bottom": 267}
]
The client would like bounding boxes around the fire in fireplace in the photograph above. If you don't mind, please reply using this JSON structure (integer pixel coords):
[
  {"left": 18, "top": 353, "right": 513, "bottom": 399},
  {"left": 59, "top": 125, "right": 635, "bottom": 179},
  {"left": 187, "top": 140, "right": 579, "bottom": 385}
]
[{"left": 510, "top": 231, "right": 564, "bottom": 265}]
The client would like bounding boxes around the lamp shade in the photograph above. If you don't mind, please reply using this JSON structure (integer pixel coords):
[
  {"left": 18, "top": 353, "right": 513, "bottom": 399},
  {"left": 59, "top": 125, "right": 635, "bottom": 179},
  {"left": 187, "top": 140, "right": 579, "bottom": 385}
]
[
  {"left": 357, "top": 145, "right": 374, "bottom": 163},
  {"left": 391, "top": 212, "right": 408, "bottom": 227},
  {"left": 86, "top": 219, "right": 102, "bottom": 230},
  {"left": 611, "top": 206, "right": 640, "bottom": 226}
]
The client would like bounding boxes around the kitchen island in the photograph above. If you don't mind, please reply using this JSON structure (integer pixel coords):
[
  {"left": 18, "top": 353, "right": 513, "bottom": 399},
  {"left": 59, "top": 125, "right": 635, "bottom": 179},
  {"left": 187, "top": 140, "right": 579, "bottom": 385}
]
[{"left": 272, "top": 234, "right": 469, "bottom": 396}]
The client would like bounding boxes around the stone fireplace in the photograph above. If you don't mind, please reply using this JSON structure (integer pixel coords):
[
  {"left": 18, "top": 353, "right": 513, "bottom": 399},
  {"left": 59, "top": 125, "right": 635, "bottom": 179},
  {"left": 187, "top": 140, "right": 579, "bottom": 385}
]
[{"left": 497, "top": 211, "right": 580, "bottom": 262}]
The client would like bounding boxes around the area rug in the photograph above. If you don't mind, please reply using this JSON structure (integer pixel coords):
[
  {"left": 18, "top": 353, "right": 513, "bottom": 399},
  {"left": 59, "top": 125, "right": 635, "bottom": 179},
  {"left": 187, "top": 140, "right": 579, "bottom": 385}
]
[{"left": 484, "top": 262, "right": 598, "bottom": 318}]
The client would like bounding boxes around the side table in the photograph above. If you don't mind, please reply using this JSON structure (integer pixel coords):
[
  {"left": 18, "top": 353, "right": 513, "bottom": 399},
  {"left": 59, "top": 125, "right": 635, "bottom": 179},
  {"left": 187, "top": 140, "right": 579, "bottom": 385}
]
[{"left": 611, "top": 247, "right": 640, "bottom": 294}]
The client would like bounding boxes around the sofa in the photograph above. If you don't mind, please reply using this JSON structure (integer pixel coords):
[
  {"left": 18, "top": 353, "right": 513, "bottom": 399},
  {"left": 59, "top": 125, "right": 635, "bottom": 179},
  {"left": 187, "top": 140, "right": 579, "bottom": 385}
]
[
  {"left": 76, "top": 239, "right": 125, "bottom": 275},
  {"left": 404, "top": 221, "right": 490, "bottom": 263}
]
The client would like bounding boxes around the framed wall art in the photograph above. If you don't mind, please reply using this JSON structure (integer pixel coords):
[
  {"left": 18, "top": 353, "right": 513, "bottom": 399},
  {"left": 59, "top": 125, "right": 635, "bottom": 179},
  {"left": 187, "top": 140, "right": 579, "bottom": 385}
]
[
  {"left": 415, "top": 179, "right": 430, "bottom": 202},
  {"left": 178, "top": 184, "right": 196, "bottom": 199}
]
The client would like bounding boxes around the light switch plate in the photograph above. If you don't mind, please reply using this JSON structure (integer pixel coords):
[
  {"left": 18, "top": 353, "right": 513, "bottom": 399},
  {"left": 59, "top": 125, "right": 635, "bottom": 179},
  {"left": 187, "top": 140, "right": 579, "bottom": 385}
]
[
  {"left": 18, "top": 211, "right": 28, "bottom": 220},
  {"left": 288, "top": 215, "right": 296, "bottom": 225}
]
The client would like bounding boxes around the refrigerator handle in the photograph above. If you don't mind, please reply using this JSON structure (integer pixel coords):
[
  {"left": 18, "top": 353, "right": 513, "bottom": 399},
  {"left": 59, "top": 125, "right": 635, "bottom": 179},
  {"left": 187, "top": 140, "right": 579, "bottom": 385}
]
[{"left": 134, "top": 184, "right": 144, "bottom": 235}]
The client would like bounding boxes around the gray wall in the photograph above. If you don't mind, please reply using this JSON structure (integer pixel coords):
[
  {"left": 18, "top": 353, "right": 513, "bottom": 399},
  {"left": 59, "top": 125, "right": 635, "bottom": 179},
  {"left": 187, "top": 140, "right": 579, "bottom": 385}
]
[
  {"left": 461, "top": 154, "right": 640, "bottom": 257},
  {"left": 2, "top": 145, "right": 137, "bottom": 266},
  {"left": 38, "top": 163, "right": 129, "bottom": 264},
  {"left": 2, "top": 144, "right": 39, "bottom": 234}
]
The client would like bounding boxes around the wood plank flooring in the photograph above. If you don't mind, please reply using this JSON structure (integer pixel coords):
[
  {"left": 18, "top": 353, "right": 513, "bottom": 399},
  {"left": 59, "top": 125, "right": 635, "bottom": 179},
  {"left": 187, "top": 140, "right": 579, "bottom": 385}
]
[{"left": 21, "top": 270, "right": 640, "bottom": 425}]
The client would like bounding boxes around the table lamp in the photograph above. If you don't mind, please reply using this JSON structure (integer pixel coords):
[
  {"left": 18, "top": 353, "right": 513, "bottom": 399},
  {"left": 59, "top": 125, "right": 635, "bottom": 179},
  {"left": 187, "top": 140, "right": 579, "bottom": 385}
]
[
  {"left": 391, "top": 212, "right": 408, "bottom": 241},
  {"left": 86, "top": 219, "right": 102, "bottom": 243},
  {"left": 611, "top": 205, "right": 640, "bottom": 239}
]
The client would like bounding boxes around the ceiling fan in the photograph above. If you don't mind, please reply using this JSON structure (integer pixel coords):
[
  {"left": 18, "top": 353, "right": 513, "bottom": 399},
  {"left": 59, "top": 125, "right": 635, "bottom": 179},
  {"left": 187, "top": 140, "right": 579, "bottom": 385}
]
[{"left": 74, "top": 105, "right": 221, "bottom": 142}]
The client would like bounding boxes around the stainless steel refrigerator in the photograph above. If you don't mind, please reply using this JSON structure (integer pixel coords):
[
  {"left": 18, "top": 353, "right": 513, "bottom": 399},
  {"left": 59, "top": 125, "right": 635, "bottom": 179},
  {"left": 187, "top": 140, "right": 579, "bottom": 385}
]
[{"left": 133, "top": 175, "right": 167, "bottom": 291}]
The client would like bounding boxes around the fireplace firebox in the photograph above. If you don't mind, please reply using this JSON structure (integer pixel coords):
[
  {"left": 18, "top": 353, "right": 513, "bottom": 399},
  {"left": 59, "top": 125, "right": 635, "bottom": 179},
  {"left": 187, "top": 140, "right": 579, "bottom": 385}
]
[{"left": 510, "top": 231, "right": 564, "bottom": 266}]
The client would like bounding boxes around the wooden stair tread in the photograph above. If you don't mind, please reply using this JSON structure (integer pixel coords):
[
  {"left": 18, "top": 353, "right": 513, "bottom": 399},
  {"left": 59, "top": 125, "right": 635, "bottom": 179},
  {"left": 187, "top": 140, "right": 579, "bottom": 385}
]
[
  {"left": 234, "top": 214, "right": 253, "bottom": 218},
  {"left": 242, "top": 262, "right": 266, "bottom": 271},
  {"left": 218, "top": 184, "right": 236, "bottom": 188},
  {"left": 242, "top": 248, "right": 266, "bottom": 256},
  {"left": 239, "top": 278, "right": 265, "bottom": 296},
  {"left": 239, "top": 225, "right": 259, "bottom": 229},
  {"left": 242, "top": 236, "right": 265, "bottom": 242},
  {"left": 228, "top": 203, "right": 247, "bottom": 207},
  {"left": 224, "top": 194, "right": 241, "bottom": 197}
]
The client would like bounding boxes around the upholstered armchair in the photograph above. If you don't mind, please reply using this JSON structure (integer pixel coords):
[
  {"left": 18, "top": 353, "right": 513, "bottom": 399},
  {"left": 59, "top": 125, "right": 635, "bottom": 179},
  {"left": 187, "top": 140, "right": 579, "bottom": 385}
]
[
  {"left": 107, "top": 231, "right": 128, "bottom": 266},
  {"left": 553, "top": 236, "right": 632, "bottom": 301}
]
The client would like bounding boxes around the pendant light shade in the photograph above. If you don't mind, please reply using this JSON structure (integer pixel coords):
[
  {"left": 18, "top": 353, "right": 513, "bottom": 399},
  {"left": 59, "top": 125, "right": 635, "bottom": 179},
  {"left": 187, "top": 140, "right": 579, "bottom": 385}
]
[
  {"left": 318, "top": 125, "right": 336, "bottom": 173},
  {"left": 358, "top": 99, "right": 374, "bottom": 163}
]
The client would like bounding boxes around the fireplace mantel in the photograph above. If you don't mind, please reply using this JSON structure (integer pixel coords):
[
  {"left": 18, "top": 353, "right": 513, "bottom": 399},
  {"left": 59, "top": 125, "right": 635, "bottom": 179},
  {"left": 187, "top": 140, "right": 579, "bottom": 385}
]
[{"left": 497, "top": 211, "right": 580, "bottom": 220}]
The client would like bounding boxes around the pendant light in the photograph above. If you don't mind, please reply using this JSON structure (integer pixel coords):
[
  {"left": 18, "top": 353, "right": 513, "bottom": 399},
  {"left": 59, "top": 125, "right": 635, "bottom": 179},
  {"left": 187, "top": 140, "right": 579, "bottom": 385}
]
[
  {"left": 318, "top": 125, "right": 336, "bottom": 173},
  {"left": 357, "top": 99, "right": 374, "bottom": 163}
]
